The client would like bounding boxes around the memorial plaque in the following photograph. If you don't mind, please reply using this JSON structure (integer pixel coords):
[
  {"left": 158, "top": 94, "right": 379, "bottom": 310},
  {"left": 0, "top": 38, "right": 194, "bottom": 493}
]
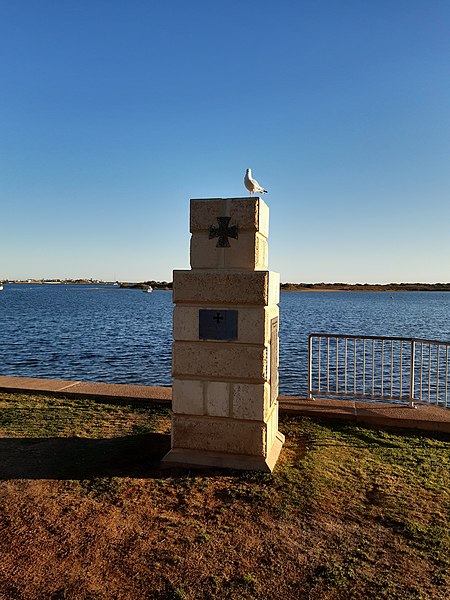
[
  {"left": 270, "top": 317, "right": 279, "bottom": 405},
  {"left": 199, "top": 309, "right": 238, "bottom": 340}
]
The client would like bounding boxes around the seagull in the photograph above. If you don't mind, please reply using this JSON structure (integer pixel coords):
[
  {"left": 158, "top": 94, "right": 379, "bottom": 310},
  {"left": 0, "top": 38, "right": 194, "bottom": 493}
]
[{"left": 244, "top": 168, "right": 267, "bottom": 196}]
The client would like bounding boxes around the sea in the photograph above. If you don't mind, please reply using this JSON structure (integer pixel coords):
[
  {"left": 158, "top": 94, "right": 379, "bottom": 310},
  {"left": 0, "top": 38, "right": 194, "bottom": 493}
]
[{"left": 1, "top": 284, "right": 450, "bottom": 396}]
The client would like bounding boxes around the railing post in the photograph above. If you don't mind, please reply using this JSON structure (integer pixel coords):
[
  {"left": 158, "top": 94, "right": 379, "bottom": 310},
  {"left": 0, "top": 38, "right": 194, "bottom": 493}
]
[
  {"left": 308, "top": 335, "right": 313, "bottom": 400},
  {"left": 409, "top": 340, "right": 416, "bottom": 408}
]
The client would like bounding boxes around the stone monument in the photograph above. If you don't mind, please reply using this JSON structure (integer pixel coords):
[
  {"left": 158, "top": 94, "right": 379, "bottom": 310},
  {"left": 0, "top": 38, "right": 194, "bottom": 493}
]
[{"left": 162, "top": 196, "right": 284, "bottom": 471}]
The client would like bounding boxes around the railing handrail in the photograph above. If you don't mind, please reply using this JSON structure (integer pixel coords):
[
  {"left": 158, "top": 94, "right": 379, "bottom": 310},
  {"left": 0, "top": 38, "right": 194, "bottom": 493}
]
[{"left": 309, "top": 333, "right": 450, "bottom": 347}]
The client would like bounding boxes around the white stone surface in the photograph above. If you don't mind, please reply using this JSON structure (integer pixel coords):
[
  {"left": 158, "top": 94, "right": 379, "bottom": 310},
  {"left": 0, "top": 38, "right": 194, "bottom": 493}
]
[
  {"left": 173, "top": 270, "right": 279, "bottom": 306},
  {"left": 172, "top": 379, "right": 204, "bottom": 415},
  {"left": 232, "top": 382, "right": 268, "bottom": 420},
  {"left": 190, "top": 197, "right": 269, "bottom": 238},
  {"left": 206, "top": 381, "right": 230, "bottom": 417},
  {"left": 171, "top": 413, "right": 266, "bottom": 456},
  {"left": 268, "top": 270, "right": 280, "bottom": 305},
  {"left": 173, "top": 341, "right": 268, "bottom": 381},
  {"left": 190, "top": 230, "right": 268, "bottom": 271},
  {"left": 173, "top": 306, "right": 199, "bottom": 341}
]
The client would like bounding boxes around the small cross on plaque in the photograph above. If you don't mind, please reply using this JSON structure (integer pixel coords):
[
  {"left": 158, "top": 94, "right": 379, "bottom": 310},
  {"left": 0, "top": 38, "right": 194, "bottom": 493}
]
[
  {"left": 199, "top": 309, "right": 238, "bottom": 340},
  {"left": 209, "top": 217, "right": 238, "bottom": 248}
]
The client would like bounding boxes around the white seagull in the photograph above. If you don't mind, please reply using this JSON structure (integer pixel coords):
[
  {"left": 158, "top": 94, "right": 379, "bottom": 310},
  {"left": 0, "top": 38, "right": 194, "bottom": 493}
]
[{"left": 244, "top": 168, "right": 267, "bottom": 196}]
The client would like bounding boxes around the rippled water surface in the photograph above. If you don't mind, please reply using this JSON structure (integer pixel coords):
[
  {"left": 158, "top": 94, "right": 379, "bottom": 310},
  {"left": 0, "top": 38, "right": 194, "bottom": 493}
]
[
  {"left": 1, "top": 285, "right": 450, "bottom": 395},
  {"left": 0, "top": 285, "right": 172, "bottom": 387}
]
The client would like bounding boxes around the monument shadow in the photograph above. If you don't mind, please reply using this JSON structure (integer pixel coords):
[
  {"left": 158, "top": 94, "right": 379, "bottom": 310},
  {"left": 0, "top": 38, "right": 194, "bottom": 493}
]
[{"left": 0, "top": 432, "right": 171, "bottom": 480}]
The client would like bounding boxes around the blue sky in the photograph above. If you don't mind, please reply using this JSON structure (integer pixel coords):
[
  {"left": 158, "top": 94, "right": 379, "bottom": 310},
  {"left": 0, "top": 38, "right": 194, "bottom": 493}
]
[{"left": 1, "top": 0, "right": 449, "bottom": 283}]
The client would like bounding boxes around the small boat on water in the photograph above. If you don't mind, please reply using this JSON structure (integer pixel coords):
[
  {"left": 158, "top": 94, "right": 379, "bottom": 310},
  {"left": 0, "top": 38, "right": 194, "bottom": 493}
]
[
  {"left": 146, "top": 286, "right": 153, "bottom": 293},
  {"left": 0, "top": 282, "right": 3, "bottom": 291}
]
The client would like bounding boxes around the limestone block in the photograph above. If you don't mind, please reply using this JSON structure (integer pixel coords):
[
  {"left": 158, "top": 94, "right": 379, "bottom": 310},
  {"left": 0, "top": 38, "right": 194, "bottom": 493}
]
[
  {"left": 255, "top": 233, "right": 268, "bottom": 270},
  {"left": 190, "top": 234, "right": 224, "bottom": 270},
  {"left": 172, "top": 413, "right": 267, "bottom": 456},
  {"left": 173, "top": 270, "right": 279, "bottom": 307},
  {"left": 206, "top": 381, "right": 230, "bottom": 417},
  {"left": 190, "top": 199, "right": 226, "bottom": 232},
  {"left": 230, "top": 197, "right": 269, "bottom": 238},
  {"left": 190, "top": 231, "right": 268, "bottom": 271},
  {"left": 173, "top": 305, "right": 279, "bottom": 345},
  {"left": 265, "top": 305, "right": 280, "bottom": 343},
  {"left": 265, "top": 403, "right": 279, "bottom": 449},
  {"left": 172, "top": 306, "right": 200, "bottom": 341},
  {"left": 190, "top": 197, "right": 269, "bottom": 238},
  {"left": 268, "top": 271, "right": 280, "bottom": 306},
  {"left": 173, "top": 341, "right": 268, "bottom": 382},
  {"left": 173, "top": 306, "right": 199, "bottom": 341},
  {"left": 172, "top": 379, "right": 204, "bottom": 415},
  {"left": 232, "top": 382, "right": 269, "bottom": 421},
  {"left": 233, "top": 306, "right": 272, "bottom": 345},
  {"left": 162, "top": 429, "right": 285, "bottom": 471}
]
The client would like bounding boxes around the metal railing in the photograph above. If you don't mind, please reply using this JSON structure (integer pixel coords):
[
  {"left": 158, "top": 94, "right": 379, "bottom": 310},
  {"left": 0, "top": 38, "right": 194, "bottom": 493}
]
[{"left": 308, "top": 334, "right": 450, "bottom": 408}]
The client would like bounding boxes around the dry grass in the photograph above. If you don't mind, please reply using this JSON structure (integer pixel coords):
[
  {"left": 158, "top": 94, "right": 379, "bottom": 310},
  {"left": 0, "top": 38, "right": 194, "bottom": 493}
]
[{"left": 0, "top": 391, "right": 449, "bottom": 599}]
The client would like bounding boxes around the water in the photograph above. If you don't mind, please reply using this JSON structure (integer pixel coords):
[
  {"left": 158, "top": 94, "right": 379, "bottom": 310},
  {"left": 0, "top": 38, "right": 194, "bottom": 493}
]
[
  {"left": 1, "top": 285, "right": 450, "bottom": 395},
  {"left": 0, "top": 284, "right": 172, "bottom": 387}
]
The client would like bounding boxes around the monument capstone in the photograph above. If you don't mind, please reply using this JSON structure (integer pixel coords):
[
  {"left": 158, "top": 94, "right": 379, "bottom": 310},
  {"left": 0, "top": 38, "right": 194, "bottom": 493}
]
[{"left": 161, "top": 196, "right": 284, "bottom": 471}]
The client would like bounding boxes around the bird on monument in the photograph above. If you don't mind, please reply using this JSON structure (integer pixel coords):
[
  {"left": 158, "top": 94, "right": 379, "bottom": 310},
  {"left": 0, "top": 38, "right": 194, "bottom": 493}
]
[{"left": 244, "top": 168, "right": 267, "bottom": 196}]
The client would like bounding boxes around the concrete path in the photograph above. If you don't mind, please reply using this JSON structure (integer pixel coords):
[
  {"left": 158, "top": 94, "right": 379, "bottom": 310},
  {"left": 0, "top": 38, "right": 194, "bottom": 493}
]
[
  {"left": 0, "top": 375, "right": 449, "bottom": 434},
  {"left": 0, "top": 375, "right": 171, "bottom": 403},
  {"left": 279, "top": 396, "right": 450, "bottom": 434}
]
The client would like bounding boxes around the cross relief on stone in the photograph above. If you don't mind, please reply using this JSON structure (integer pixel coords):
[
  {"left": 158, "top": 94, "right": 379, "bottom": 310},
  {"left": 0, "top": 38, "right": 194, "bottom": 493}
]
[{"left": 209, "top": 216, "right": 238, "bottom": 248}]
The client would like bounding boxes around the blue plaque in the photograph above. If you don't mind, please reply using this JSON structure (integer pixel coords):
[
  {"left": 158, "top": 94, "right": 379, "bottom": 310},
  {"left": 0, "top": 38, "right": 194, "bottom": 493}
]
[{"left": 199, "top": 309, "right": 238, "bottom": 340}]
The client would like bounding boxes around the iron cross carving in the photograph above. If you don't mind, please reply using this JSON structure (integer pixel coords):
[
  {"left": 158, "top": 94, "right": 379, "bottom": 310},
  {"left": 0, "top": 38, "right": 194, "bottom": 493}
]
[{"left": 209, "top": 217, "right": 238, "bottom": 248}]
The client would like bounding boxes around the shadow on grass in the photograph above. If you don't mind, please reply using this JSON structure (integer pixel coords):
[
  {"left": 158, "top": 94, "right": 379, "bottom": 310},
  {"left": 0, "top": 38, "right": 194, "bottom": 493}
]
[{"left": 0, "top": 433, "right": 171, "bottom": 480}]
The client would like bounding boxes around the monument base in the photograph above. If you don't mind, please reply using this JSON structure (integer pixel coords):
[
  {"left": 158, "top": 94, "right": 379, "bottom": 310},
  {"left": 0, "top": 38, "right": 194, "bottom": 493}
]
[{"left": 161, "top": 431, "right": 285, "bottom": 473}]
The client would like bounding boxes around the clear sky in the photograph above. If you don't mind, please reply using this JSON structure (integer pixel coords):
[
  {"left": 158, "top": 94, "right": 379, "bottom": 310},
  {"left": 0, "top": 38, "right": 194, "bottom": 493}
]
[{"left": 1, "top": 0, "right": 449, "bottom": 283}]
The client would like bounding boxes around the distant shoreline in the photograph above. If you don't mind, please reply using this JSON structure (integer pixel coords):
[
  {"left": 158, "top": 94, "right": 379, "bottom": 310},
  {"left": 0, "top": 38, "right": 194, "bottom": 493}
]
[
  {"left": 280, "top": 283, "right": 450, "bottom": 292},
  {"left": 5, "top": 280, "right": 172, "bottom": 290},
  {"left": 4, "top": 280, "right": 450, "bottom": 293}
]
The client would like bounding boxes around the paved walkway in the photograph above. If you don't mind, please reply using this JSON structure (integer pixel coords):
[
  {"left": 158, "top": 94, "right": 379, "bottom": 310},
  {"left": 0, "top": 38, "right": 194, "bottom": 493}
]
[{"left": 1, "top": 375, "right": 449, "bottom": 434}]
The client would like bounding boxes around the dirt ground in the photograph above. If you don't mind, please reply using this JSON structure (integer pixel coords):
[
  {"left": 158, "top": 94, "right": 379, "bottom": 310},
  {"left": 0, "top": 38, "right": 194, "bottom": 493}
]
[{"left": 0, "top": 392, "right": 449, "bottom": 599}]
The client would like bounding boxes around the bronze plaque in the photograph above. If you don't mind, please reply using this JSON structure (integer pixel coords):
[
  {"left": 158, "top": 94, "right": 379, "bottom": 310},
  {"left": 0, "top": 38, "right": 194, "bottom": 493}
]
[{"left": 199, "top": 309, "right": 238, "bottom": 340}]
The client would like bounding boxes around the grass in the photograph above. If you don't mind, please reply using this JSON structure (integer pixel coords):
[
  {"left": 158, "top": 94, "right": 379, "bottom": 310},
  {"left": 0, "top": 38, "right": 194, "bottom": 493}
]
[
  {"left": 0, "top": 392, "right": 168, "bottom": 438},
  {"left": 0, "top": 391, "right": 449, "bottom": 599}
]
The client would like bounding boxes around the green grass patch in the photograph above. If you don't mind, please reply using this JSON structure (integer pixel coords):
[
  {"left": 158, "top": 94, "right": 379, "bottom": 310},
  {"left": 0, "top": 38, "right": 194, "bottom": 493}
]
[{"left": 0, "top": 392, "right": 168, "bottom": 438}]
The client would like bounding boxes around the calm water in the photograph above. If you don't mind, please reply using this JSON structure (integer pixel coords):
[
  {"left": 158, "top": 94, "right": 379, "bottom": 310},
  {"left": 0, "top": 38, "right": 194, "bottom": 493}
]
[{"left": 1, "top": 284, "right": 450, "bottom": 395}]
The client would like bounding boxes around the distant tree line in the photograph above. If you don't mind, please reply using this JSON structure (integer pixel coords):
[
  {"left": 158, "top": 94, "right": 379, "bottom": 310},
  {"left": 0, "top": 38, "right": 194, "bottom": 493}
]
[
  {"left": 280, "top": 282, "right": 450, "bottom": 292},
  {"left": 119, "top": 281, "right": 173, "bottom": 290}
]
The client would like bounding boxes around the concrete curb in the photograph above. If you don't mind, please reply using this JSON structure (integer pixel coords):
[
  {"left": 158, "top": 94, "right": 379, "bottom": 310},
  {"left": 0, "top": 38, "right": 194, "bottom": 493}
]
[
  {"left": 0, "top": 376, "right": 171, "bottom": 403},
  {"left": 278, "top": 396, "right": 450, "bottom": 434}
]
